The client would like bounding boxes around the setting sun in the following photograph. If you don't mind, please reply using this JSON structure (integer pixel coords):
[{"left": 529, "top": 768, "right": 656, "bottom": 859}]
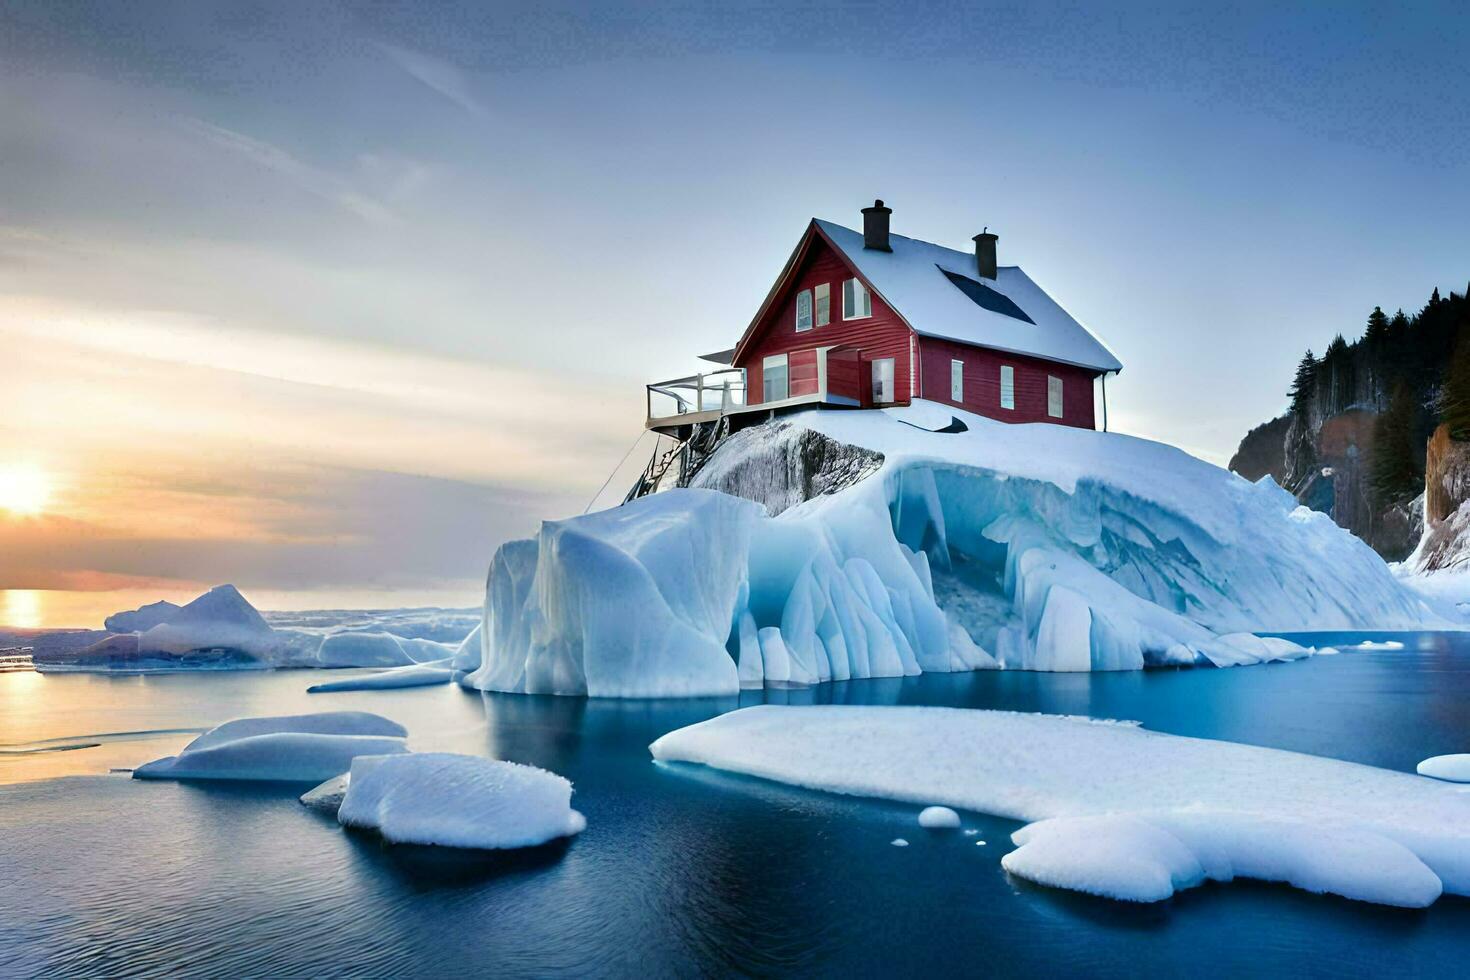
[{"left": 0, "top": 463, "right": 51, "bottom": 516}]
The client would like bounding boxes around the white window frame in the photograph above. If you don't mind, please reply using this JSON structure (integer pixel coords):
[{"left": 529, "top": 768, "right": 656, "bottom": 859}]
[
  {"left": 1048, "top": 375, "right": 1063, "bottom": 418},
  {"left": 871, "top": 357, "right": 895, "bottom": 404},
  {"left": 763, "top": 354, "right": 789, "bottom": 402},
  {"left": 795, "top": 289, "right": 813, "bottom": 332},
  {"left": 843, "top": 277, "right": 872, "bottom": 320},
  {"left": 1000, "top": 365, "right": 1015, "bottom": 410},
  {"left": 814, "top": 282, "right": 830, "bottom": 327}
]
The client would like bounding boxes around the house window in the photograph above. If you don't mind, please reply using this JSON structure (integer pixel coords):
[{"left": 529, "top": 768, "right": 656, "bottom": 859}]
[
  {"left": 951, "top": 359, "right": 964, "bottom": 402},
  {"left": 843, "top": 278, "right": 871, "bottom": 320},
  {"left": 872, "top": 357, "right": 895, "bottom": 403},
  {"left": 814, "top": 283, "right": 830, "bottom": 327},
  {"left": 1048, "top": 375, "right": 1063, "bottom": 418},
  {"left": 795, "top": 289, "right": 812, "bottom": 332},
  {"left": 763, "top": 354, "right": 789, "bottom": 402},
  {"left": 1000, "top": 365, "right": 1015, "bottom": 410}
]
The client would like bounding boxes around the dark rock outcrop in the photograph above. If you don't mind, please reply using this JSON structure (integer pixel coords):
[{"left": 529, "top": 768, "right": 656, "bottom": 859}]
[{"left": 1227, "top": 415, "right": 1289, "bottom": 483}]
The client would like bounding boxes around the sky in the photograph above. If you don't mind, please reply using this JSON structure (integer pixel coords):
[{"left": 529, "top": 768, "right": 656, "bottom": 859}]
[{"left": 2, "top": 0, "right": 1468, "bottom": 614}]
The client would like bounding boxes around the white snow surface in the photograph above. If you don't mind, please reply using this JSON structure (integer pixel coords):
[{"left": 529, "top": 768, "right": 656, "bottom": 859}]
[
  {"left": 134, "top": 711, "right": 409, "bottom": 782},
  {"left": 650, "top": 705, "right": 1470, "bottom": 907},
  {"left": 308, "top": 662, "right": 454, "bottom": 693},
  {"left": 1418, "top": 754, "right": 1470, "bottom": 783},
  {"left": 336, "top": 753, "right": 586, "bottom": 849},
  {"left": 315, "top": 631, "right": 454, "bottom": 669},
  {"left": 462, "top": 404, "right": 1446, "bottom": 697},
  {"left": 814, "top": 219, "right": 1122, "bottom": 373}
]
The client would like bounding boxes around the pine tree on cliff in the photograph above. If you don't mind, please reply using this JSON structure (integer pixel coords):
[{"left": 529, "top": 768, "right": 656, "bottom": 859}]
[
  {"left": 1362, "top": 307, "right": 1392, "bottom": 407},
  {"left": 1371, "top": 382, "right": 1422, "bottom": 505},
  {"left": 1322, "top": 335, "right": 1354, "bottom": 414},
  {"left": 1288, "top": 350, "right": 1318, "bottom": 417},
  {"left": 1442, "top": 325, "right": 1470, "bottom": 441}
]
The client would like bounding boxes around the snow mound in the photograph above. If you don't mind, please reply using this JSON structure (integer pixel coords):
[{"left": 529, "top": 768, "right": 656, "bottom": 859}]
[
  {"left": 336, "top": 753, "right": 586, "bottom": 849},
  {"left": 650, "top": 705, "right": 1470, "bottom": 908},
  {"left": 1417, "top": 754, "right": 1470, "bottom": 782},
  {"left": 301, "top": 773, "right": 351, "bottom": 813},
  {"left": 135, "top": 711, "right": 409, "bottom": 782},
  {"left": 918, "top": 805, "right": 961, "bottom": 829},
  {"left": 308, "top": 663, "right": 454, "bottom": 693}
]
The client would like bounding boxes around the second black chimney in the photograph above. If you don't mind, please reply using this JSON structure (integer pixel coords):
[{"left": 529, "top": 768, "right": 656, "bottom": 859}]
[
  {"left": 973, "top": 229, "right": 998, "bottom": 280},
  {"left": 862, "top": 199, "right": 892, "bottom": 251}
]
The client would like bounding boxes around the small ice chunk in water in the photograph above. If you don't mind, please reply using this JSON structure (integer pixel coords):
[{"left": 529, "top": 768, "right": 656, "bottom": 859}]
[
  {"left": 891, "top": 838, "right": 909, "bottom": 847},
  {"left": 963, "top": 829, "right": 979, "bottom": 836},
  {"left": 918, "top": 805, "right": 961, "bottom": 829},
  {"left": 300, "top": 773, "right": 351, "bottom": 813},
  {"left": 1418, "top": 754, "right": 1470, "bottom": 783},
  {"left": 337, "top": 753, "right": 586, "bottom": 849}
]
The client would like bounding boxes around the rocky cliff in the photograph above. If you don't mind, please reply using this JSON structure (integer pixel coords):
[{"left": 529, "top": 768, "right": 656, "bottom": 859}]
[{"left": 1409, "top": 425, "right": 1470, "bottom": 573}]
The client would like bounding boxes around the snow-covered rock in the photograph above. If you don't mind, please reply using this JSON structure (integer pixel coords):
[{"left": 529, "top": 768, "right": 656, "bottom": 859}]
[
  {"left": 134, "top": 711, "right": 408, "bottom": 782},
  {"left": 336, "top": 753, "right": 586, "bottom": 849},
  {"left": 918, "top": 805, "right": 961, "bottom": 829},
  {"left": 461, "top": 404, "right": 1446, "bottom": 697},
  {"left": 1417, "top": 754, "right": 1470, "bottom": 783},
  {"left": 650, "top": 704, "right": 1470, "bottom": 908},
  {"left": 308, "top": 663, "right": 454, "bottom": 693}
]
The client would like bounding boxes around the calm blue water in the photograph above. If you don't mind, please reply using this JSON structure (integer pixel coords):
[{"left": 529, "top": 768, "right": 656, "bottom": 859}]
[{"left": 2, "top": 631, "right": 1469, "bottom": 978}]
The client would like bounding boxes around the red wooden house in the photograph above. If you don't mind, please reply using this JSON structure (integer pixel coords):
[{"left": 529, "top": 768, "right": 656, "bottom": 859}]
[{"left": 645, "top": 200, "right": 1121, "bottom": 438}]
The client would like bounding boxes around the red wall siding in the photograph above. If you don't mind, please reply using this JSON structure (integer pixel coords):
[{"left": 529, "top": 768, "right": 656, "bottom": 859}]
[
  {"left": 738, "top": 233, "right": 914, "bottom": 406},
  {"left": 918, "top": 336, "right": 1098, "bottom": 429},
  {"left": 788, "top": 349, "right": 819, "bottom": 397}
]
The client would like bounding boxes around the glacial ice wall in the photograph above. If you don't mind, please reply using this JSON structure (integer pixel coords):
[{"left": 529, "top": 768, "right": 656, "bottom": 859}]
[{"left": 462, "top": 405, "right": 1447, "bottom": 698}]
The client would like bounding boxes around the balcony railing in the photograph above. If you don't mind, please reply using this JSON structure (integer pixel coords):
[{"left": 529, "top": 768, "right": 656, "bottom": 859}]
[{"left": 645, "top": 368, "right": 747, "bottom": 424}]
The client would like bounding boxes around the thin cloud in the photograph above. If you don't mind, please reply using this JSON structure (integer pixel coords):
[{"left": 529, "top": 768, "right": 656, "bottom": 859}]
[
  {"left": 187, "top": 120, "right": 396, "bottom": 224},
  {"left": 375, "top": 41, "right": 487, "bottom": 116}
]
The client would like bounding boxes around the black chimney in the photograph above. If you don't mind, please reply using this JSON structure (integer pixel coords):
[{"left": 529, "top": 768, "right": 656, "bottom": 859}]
[
  {"left": 862, "top": 199, "right": 892, "bottom": 251},
  {"left": 973, "top": 228, "right": 998, "bottom": 280}
]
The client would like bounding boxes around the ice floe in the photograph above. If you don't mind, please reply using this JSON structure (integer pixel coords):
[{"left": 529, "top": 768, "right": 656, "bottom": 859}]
[
  {"left": 308, "top": 663, "right": 454, "bottom": 693},
  {"left": 336, "top": 753, "right": 586, "bottom": 849},
  {"left": 650, "top": 705, "right": 1470, "bottom": 907},
  {"left": 134, "top": 711, "right": 408, "bottom": 782},
  {"left": 1417, "top": 754, "right": 1470, "bottom": 783}
]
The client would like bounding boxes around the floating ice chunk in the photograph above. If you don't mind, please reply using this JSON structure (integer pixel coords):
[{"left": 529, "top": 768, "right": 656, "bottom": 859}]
[
  {"left": 1003, "top": 811, "right": 1444, "bottom": 908},
  {"left": 135, "top": 733, "right": 407, "bottom": 782},
  {"left": 308, "top": 663, "right": 454, "bottom": 693},
  {"left": 134, "top": 711, "right": 409, "bottom": 782},
  {"left": 650, "top": 705, "right": 1470, "bottom": 908},
  {"left": 301, "top": 773, "right": 351, "bottom": 813},
  {"left": 891, "top": 838, "right": 909, "bottom": 847},
  {"left": 183, "top": 711, "right": 407, "bottom": 751},
  {"left": 1351, "top": 640, "right": 1406, "bottom": 650},
  {"left": 1418, "top": 755, "right": 1470, "bottom": 783},
  {"left": 918, "top": 805, "right": 961, "bottom": 829},
  {"left": 336, "top": 753, "right": 586, "bottom": 849},
  {"left": 317, "top": 631, "right": 441, "bottom": 668}
]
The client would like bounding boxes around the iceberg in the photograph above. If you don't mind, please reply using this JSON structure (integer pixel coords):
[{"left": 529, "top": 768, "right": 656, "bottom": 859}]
[
  {"left": 461, "top": 404, "right": 1446, "bottom": 698},
  {"left": 649, "top": 705, "right": 1470, "bottom": 907},
  {"left": 133, "top": 711, "right": 409, "bottom": 782},
  {"left": 300, "top": 773, "right": 351, "bottom": 813},
  {"left": 336, "top": 753, "right": 586, "bottom": 849},
  {"left": 918, "top": 805, "right": 961, "bottom": 829},
  {"left": 315, "top": 631, "right": 454, "bottom": 669}
]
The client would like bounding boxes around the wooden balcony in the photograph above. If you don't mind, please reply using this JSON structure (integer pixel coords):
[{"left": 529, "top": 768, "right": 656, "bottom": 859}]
[{"left": 645, "top": 346, "right": 867, "bottom": 436}]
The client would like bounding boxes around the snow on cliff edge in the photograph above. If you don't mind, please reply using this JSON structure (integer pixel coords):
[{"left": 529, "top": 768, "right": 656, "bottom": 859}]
[{"left": 461, "top": 402, "right": 1449, "bottom": 698}]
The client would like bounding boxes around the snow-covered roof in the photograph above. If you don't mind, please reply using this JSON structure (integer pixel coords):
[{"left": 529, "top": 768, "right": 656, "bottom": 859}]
[{"left": 815, "top": 219, "right": 1123, "bottom": 374}]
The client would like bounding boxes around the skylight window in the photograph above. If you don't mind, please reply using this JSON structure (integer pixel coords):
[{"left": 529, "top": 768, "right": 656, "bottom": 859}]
[{"left": 939, "top": 268, "right": 1035, "bottom": 324}]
